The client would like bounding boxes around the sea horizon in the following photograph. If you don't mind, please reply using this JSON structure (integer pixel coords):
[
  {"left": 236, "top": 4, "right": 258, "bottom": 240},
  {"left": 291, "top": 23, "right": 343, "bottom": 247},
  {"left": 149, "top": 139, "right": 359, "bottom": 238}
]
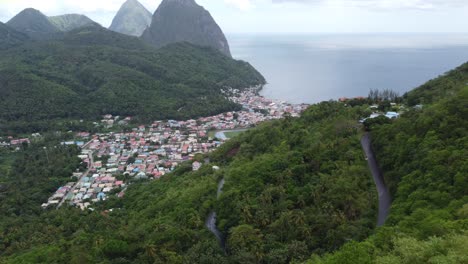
[{"left": 227, "top": 33, "right": 468, "bottom": 104}]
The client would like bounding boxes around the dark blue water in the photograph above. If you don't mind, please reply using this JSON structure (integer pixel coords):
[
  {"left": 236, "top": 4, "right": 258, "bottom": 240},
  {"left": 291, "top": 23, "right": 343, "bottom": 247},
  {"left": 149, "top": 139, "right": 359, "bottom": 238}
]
[{"left": 228, "top": 34, "right": 468, "bottom": 104}]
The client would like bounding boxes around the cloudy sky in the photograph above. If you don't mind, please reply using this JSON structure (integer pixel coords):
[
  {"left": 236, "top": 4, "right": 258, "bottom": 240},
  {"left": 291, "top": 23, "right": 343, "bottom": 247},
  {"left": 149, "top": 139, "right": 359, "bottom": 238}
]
[{"left": 0, "top": 0, "right": 467, "bottom": 33}]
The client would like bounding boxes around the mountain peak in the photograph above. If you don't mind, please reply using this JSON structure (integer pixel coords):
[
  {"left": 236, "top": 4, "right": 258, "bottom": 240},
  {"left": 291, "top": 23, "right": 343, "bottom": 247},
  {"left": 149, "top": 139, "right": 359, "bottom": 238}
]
[
  {"left": 10, "top": 8, "right": 47, "bottom": 20},
  {"left": 48, "top": 14, "right": 98, "bottom": 31},
  {"left": 141, "top": 0, "right": 231, "bottom": 57},
  {"left": 6, "top": 8, "right": 59, "bottom": 39},
  {"left": 109, "top": 0, "right": 152, "bottom": 37},
  {"left": 18, "top": 8, "right": 42, "bottom": 15},
  {"left": 161, "top": 0, "right": 197, "bottom": 6}
]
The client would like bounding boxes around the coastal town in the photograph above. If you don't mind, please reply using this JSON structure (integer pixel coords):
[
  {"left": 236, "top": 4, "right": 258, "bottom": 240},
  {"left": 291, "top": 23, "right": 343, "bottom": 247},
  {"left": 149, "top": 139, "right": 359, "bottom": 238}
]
[
  {"left": 40, "top": 88, "right": 310, "bottom": 209},
  {"left": 0, "top": 88, "right": 408, "bottom": 210}
]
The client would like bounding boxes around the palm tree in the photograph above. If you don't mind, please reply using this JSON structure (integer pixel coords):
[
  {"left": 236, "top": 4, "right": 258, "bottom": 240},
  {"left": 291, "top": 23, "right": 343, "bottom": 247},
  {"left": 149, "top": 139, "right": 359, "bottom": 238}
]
[{"left": 145, "top": 243, "right": 158, "bottom": 261}]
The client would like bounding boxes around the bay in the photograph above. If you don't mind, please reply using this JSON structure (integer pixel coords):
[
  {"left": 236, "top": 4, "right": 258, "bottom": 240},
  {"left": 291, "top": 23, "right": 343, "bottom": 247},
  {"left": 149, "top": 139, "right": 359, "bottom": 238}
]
[{"left": 228, "top": 33, "right": 468, "bottom": 104}]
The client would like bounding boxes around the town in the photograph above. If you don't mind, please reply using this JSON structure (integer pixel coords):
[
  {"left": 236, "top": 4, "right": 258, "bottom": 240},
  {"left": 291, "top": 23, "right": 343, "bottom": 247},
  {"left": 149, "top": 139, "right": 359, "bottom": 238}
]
[{"left": 41, "top": 88, "right": 309, "bottom": 209}]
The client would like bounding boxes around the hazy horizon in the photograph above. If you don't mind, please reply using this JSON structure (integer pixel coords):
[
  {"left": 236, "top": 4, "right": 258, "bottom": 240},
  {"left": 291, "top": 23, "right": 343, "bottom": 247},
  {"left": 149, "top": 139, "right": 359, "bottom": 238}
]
[
  {"left": 229, "top": 33, "right": 468, "bottom": 103},
  {"left": 1, "top": 0, "right": 468, "bottom": 34}
]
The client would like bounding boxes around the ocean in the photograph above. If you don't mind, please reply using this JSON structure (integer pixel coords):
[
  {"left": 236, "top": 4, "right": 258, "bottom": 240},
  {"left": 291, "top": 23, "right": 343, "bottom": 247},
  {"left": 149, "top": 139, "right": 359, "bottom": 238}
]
[{"left": 227, "top": 33, "right": 468, "bottom": 104}]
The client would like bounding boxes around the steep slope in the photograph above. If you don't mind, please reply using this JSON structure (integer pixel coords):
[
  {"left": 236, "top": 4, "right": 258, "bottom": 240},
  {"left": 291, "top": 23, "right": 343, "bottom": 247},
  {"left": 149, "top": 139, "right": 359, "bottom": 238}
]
[
  {"left": 0, "top": 22, "right": 29, "bottom": 49},
  {"left": 310, "top": 63, "right": 468, "bottom": 263},
  {"left": 0, "top": 26, "right": 264, "bottom": 132},
  {"left": 1, "top": 61, "right": 467, "bottom": 263},
  {"left": 109, "top": 0, "right": 152, "bottom": 37},
  {"left": 48, "top": 14, "right": 98, "bottom": 31},
  {"left": 6, "top": 8, "right": 59, "bottom": 39},
  {"left": 404, "top": 62, "right": 468, "bottom": 106},
  {"left": 0, "top": 102, "right": 377, "bottom": 263},
  {"left": 141, "top": 0, "right": 231, "bottom": 57}
]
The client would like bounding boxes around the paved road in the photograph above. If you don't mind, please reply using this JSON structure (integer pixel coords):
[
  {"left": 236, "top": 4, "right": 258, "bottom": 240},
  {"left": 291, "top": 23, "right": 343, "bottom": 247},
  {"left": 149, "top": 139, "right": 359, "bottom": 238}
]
[
  {"left": 361, "top": 133, "right": 391, "bottom": 226},
  {"left": 206, "top": 178, "right": 226, "bottom": 251},
  {"left": 57, "top": 147, "right": 94, "bottom": 208}
]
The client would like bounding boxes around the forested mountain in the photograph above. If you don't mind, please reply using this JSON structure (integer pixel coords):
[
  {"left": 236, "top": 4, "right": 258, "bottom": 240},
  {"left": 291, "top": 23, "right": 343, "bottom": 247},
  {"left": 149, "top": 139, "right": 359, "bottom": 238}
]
[
  {"left": 0, "top": 22, "right": 29, "bottom": 49},
  {"left": 109, "top": 0, "right": 152, "bottom": 37},
  {"left": 141, "top": 0, "right": 231, "bottom": 57},
  {"left": 0, "top": 61, "right": 466, "bottom": 263},
  {"left": 48, "top": 14, "right": 98, "bottom": 31},
  {"left": 310, "top": 63, "right": 468, "bottom": 263},
  {"left": 0, "top": 101, "right": 377, "bottom": 263},
  {"left": 6, "top": 8, "right": 59, "bottom": 39},
  {"left": 1, "top": 3, "right": 467, "bottom": 261},
  {"left": 6, "top": 9, "right": 98, "bottom": 37},
  {"left": 0, "top": 25, "right": 265, "bottom": 133}
]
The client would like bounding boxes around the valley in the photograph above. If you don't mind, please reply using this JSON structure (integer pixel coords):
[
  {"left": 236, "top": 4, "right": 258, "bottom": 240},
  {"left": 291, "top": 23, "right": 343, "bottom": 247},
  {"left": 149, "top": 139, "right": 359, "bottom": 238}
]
[{"left": 0, "top": 0, "right": 466, "bottom": 263}]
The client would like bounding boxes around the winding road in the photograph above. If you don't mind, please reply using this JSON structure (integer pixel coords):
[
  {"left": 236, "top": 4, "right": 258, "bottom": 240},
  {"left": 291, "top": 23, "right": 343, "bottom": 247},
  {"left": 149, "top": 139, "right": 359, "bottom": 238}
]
[
  {"left": 361, "top": 133, "right": 391, "bottom": 226},
  {"left": 206, "top": 178, "right": 226, "bottom": 250}
]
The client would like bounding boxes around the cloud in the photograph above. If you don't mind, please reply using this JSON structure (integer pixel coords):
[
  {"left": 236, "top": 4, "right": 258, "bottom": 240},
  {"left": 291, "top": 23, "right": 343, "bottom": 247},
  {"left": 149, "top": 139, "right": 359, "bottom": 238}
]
[
  {"left": 224, "top": 0, "right": 254, "bottom": 11},
  {"left": 270, "top": 0, "right": 468, "bottom": 10}
]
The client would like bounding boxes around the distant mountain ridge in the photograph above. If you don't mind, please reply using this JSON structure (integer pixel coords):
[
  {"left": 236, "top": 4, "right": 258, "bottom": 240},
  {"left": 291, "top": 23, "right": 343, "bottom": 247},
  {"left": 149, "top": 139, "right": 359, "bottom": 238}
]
[
  {"left": 109, "top": 0, "right": 152, "bottom": 37},
  {"left": 6, "top": 8, "right": 59, "bottom": 39},
  {"left": 142, "top": 0, "right": 231, "bottom": 57},
  {"left": 5, "top": 8, "right": 100, "bottom": 40},
  {"left": 48, "top": 14, "right": 98, "bottom": 31},
  {"left": 0, "top": 26, "right": 265, "bottom": 131}
]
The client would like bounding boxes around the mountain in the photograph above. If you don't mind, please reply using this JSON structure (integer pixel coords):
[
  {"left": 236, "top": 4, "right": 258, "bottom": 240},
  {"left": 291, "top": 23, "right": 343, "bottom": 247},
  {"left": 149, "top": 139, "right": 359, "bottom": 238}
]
[
  {"left": 0, "top": 26, "right": 265, "bottom": 132},
  {"left": 6, "top": 8, "right": 59, "bottom": 39},
  {"left": 0, "top": 22, "right": 29, "bottom": 49},
  {"left": 1, "top": 60, "right": 467, "bottom": 262},
  {"left": 48, "top": 14, "right": 98, "bottom": 31},
  {"left": 141, "top": 0, "right": 231, "bottom": 57},
  {"left": 311, "top": 64, "right": 468, "bottom": 263},
  {"left": 0, "top": 101, "right": 378, "bottom": 263},
  {"left": 109, "top": 0, "right": 152, "bottom": 37}
]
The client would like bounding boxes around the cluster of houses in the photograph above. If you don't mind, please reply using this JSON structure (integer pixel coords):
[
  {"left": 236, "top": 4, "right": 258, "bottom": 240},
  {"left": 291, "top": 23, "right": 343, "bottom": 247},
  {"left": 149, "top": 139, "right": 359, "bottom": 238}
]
[
  {"left": 360, "top": 104, "right": 402, "bottom": 123},
  {"left": 229, "top": 88, "right": 309, "bottom": 121},
  {"left": 0, "top": 137, "right": 31, "bottom": 148},
  {"left": 44, "top": 126, "right": 224, "bottom": 209},
  {"left": 42, "top": 148, "right": 128, "bottom": 209},
  {"left": 43, "top": 89, "right": 310, "bottom": 209},
  {"left": 98, "top": 115, "right": 131, "bottom": 128}
]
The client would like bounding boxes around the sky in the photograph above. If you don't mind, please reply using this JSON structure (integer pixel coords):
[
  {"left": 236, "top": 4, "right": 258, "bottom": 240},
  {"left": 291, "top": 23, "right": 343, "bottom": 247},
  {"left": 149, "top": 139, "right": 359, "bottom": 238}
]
[{"left": 0, "top": 0, "right": 468, "bottom": 33}]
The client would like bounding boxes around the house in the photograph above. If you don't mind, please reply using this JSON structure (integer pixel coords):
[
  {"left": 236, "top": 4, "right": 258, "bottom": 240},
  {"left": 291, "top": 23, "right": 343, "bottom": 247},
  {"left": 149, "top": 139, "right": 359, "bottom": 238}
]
[
  {"left": 385, "top": 112, "right": 400, "bottom": 119},
  {"left": 192, "top": 161, "right": 201, "bottom": 171},
  {"left": 135, "top": 172, "right": 148, "bottom": 180},
  {"left": 97, "top": 192, "right": 106, "bottom": 200}
]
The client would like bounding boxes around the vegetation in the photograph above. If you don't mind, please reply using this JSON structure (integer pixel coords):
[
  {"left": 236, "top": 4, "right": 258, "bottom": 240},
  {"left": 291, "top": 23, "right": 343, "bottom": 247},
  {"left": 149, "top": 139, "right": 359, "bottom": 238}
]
[
  {"left": 368, "top": 88, "right": 400, "bottom": 103},
  {"left": 310, "top": 63, "right": 468, "bottom": 263},
  {"left": 5, "top": 8, "right": 60, "bottom": 39},
  {"left": 211, "top": 102, "right": 377, "bottom": 262},
  {"left": 223, "top": 130, "right": 245, "bottom": 138},
  {"left": 0, "top": 26, "right": 265, "bottom": 133},
  {"left": 0, "top": 22, "right": 29, "bottom": 49},
  {"left": 0, "top": 101, "right": 377, "bottom": 263},
  {"left": 48, "top": 14, "right": 97, "bottom": 31},
  {"left": 404, "top": 62, "right": 468, "bottom": 106},
  {"left": 0, "top": 29, "right": 466, "bottom": 262},
  {"left": 0, "top": 138, "right": 82, "bottom": 216}
]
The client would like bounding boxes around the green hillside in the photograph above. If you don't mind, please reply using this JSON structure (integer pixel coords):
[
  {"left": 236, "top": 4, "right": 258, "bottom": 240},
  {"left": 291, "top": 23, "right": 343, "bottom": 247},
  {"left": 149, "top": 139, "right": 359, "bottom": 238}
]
[
  {"left": 0, "top": 101, "right": 378, "bottom": 263},
  {"left": 5, "top": 8, "right": 60, "bottom": 39},
  {"left": 0, "top": 52, "right": 466, "bottom": 263},
  {"left": 0, "top": 26, "right": 265, "bottom": 133},
  {"left": 0, "top": 22, "right": 29, "bottom": 49},
  {"left": 310, "top": 63, "right": 468, "bottom": 263},
  {"left": 48, "top": 14, "right": 98, "bottom": 31}
]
